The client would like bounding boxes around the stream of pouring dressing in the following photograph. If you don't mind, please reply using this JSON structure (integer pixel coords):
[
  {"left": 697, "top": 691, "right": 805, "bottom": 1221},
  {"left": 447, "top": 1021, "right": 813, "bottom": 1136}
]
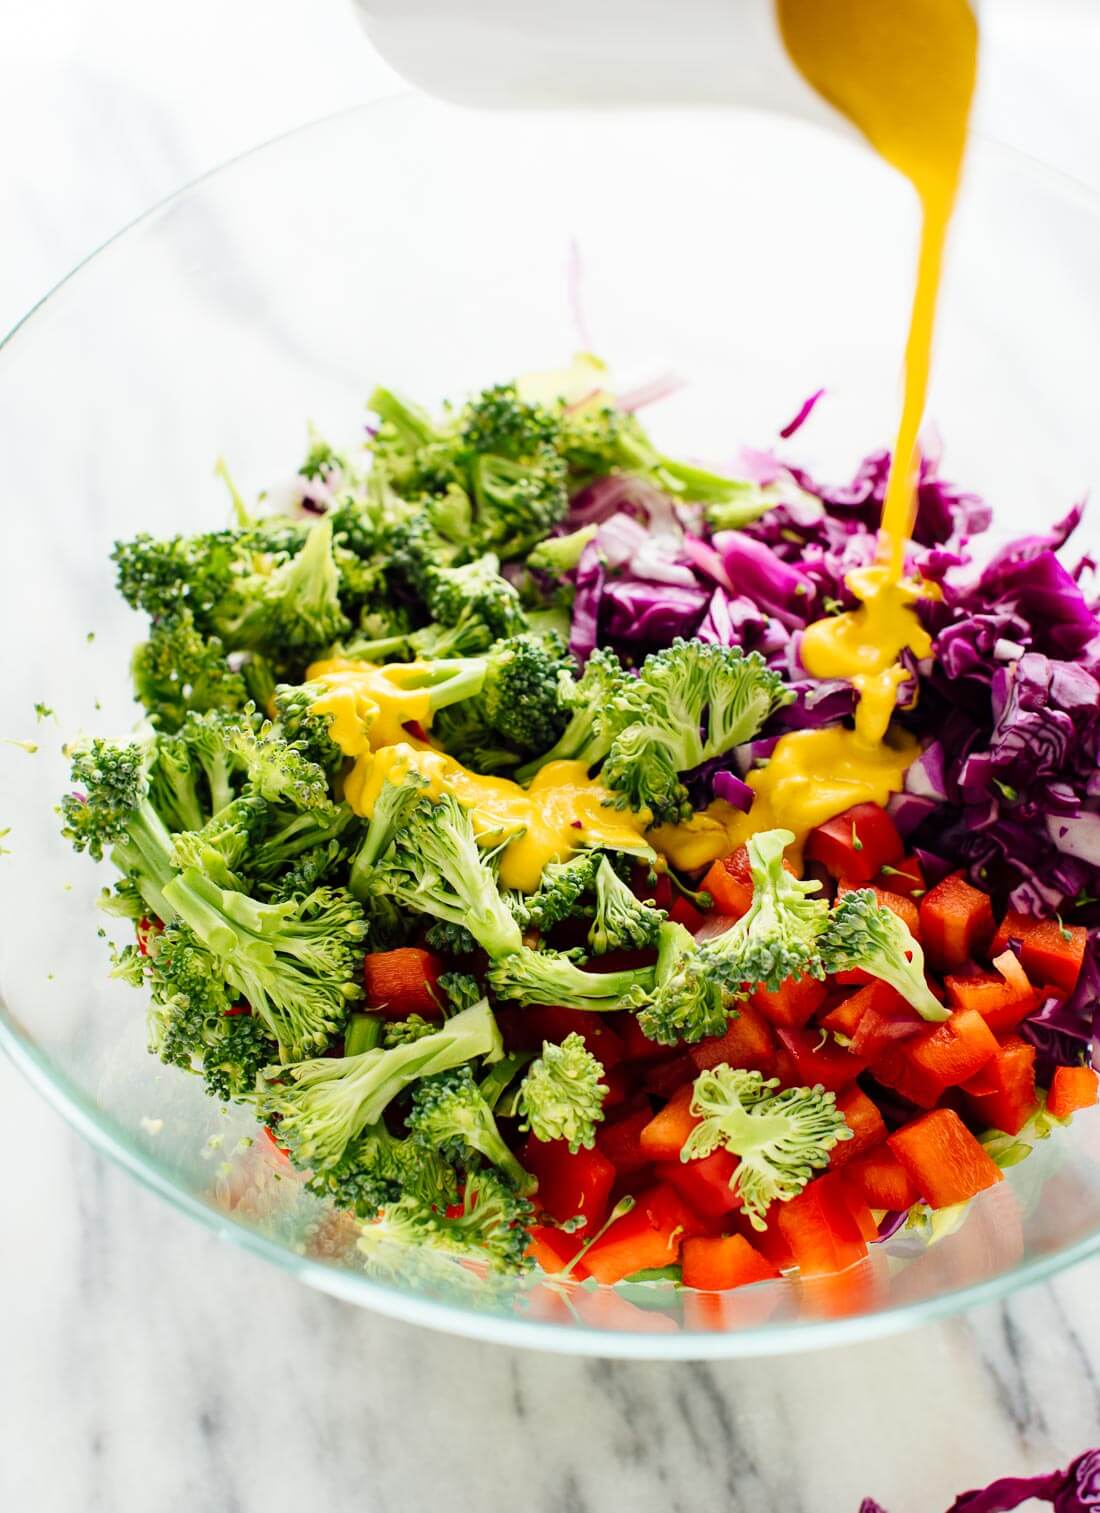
[{"left": 665, "top": 0, "right": 979, "bottom": 865}]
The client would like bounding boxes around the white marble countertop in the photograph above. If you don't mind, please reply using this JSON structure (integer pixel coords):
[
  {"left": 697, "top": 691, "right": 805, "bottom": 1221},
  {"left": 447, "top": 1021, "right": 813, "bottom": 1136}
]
[{"left": 4, "top": 4, "right": 1100, "bottom": 1510}]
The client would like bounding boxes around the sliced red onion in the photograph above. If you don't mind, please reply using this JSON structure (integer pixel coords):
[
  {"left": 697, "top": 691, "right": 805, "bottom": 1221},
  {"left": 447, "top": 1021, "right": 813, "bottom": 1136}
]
[
  {"left": 713, "top": 771, "right": 754, "bottom": 812},
  {"left": 778, "top": 387, "right": 825, "bottom": 440}
]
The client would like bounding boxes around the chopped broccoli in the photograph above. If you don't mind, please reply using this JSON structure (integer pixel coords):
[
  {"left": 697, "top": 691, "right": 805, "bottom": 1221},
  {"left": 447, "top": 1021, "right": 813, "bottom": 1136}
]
[
  {"left": 381, "top": 1014, "right": 439, "bottom": 1047},
  {"left": 308, "top": 1118, "right": 457, "bottom": 1218},
  {"left": 257, "top": 999, "right": 502, "bottom": 1170},
  {"left": 820, "top": 888, "right": 949, "bottom": 1022},
  {"left": 112, "top": 529, "right": 239, "bottom": 622},
  {"left": 682, "top": 1065, "right": 852, "bottom": 1229},
  {"left": 250, "top": 801, "right": 355, "bottom": 880},
  {"left": 210, "top": 516, "right": 350, "bottom": 656},
  {"left": 601, "top": 640, "right": 791, "bottom": 823},
  {"left": 588, "top": 856, "right": 666, "bottom": 954},
  {"left": 559, "top": 401, "right": 750, "bottom": 504},
  {"left": 633, "top": 921, "right": 731, "bottom": 1046},
  {"left": 364, "top": 1167, "right": 534, "bottom": 1274},
  {"left": 527, "top": 525, "right": 598, "bottom": 577},
  {"left": 519, "top": 1033, "right": 608, "bottom": 1152},
  {"left": 523, "top": 851, "right": 600, "bottom": 932},
  {"left": 227, "top": 718, "right": 331, "bottom": 812},
  {"left": 423, "top": 920, "right": 478, "bottom": 957},
  {"left": 363, "top": 791, "right": 524, "bottom": 959},
  {"left": 272, "top": 680, "right": 348, "bottom": 772},
  {"left": 438, "top": 971, "right": 483, "bottom": 1013},
  {"left": 162, "top": 869, "right": 367, "bottom": 1062},
  {"left": 706, "top": 829, "right": 828, "bottom": 992},
  {"left": 513, "top": 648, "right": 632, "bottom": 784},
  {"left": 419, "top": 553, "right": 529, "bottom": 654},
  {"left": 488, "top": 946, "right": 654, "bottom": 1012},
  {"left": 131, "top": 610, "right": 248, "bottom": 730},
  {"left": 429, "top": 633, "right": 572, "bottom": 768},
  {"left": 408, "top": 1066, "right": 534, "bottom": 1193}
]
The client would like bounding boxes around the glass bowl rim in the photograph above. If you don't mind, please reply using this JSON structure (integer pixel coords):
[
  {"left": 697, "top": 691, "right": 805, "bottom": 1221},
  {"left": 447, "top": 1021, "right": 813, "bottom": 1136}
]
[{"left": 4, "top": 95, "right": 1100, "bottom": 1358}]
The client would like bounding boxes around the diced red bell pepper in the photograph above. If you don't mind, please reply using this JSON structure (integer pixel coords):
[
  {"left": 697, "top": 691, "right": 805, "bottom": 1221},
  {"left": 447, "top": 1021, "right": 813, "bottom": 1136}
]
[
  {"left": 600, "top": 1064, "right": 633, "bottom": 1110},
  {"left": 874, "top": 1008, "right": 998, "bottom": 1110},
  {"left": 944, "top": 964, "right": 1039, "bottom": 1037},
  {"left": 521, "top": 1138, "right": 616, "bottom": 1231},
  {"left": 641, "top": 1053, "right": 697, "bottom": 1100},
  {"left": 596, "top": 1107, "right": 654, "bottom": 1176},
  {"left": 989, "top": 909, "right": 1088, "bottom": 996},
  {"left": 774, "top": 1172, "right": 869, "bottom": 1276},
  {"left": 632, "top": 867, "right": 674, "bottom": 910},
  {"left": 774, "top": 1026, "right": 868, "bottom": 1091},
  {"left": 830, "top": 1085, "right": 887, "bottom": 1169},
  {"left": 639, "top": 1085, "right": 697, "bottom": 1161},
  {"left": 888, "top": 1108, "right": 1004, "bottom": 1208},
  {"left": 362, "top": 947, "right": 445, "bottom": 1018},
  {"left": 840, "top": 1145, "right": 919, "bottom": 1211},
  {"left": 840, "top": 981, "right": 923, "bottom": 1061},
  {"left": 497, "top": 1006, "right": 626, "bottom": 1069},
  {"left": 682, "top": 1234, "right": 779, "bottom": 1291},
  {"left": 751, "top": 974, "right": 828, "bottom": 1029},
  {"left": 920, "top": 872, "right": 996, "bottom": 973},
  {"left": 526, "top": 1224, "right": 586, "bottom": 1276},
  {"left": 875, "top": 854, "right": 927, "bottom": 901},
  {"left": 668, "top": 895, "right": 709, "bottom": 933},
  {"left": 700, "top": 846, "right": 755, "bottom": 919},
  {"left": 839, "top": 1185, "right": 880, "bottom": 1244},
  {"left": 582, "top": 1183, "right": 702, "bottom": 1284},
  {"left": 1047, "top": 1064, "right": 1100, "bottom": 1120},
  {"left": 960, "top": 1035, "right": 1038, "bottom": 1136},
  {"left": 656, "top": 1148, "right": 742, "bottom": 1219},
  {"left": 736, "top": 1211, "right": 794, "bottom": 1270},
  {"left": 818, "top": 989, "right": 866, "bottom": 1040},
  {"left": 805, "top": 803, "right": 904, "bottom": 885},
  {"left": 689, "top": 1003, "right": 777, "bottom": 1076},
  {"left": 613, "top": 1011, "right": 680, "bottom": 1063}
]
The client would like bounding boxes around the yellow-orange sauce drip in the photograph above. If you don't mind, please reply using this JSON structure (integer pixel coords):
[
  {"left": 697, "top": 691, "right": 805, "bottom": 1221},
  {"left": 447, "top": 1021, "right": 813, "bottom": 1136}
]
[
  {"left": 306, "top": 661, "right": 650, "bottom": 893},
  {"left": 693, "top": 0, "right": 978, "bottom": 855}
]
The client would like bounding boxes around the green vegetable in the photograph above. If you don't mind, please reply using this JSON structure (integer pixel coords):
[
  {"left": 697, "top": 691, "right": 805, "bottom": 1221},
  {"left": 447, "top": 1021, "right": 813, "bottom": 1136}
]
[
  {"left": 408, "top": 1066, "right": 535, "bottom": 1193},
  {"left": 527, "top": 524, "right": 597, "bottom": 576},
  {"left": 258, "top": 999, "right": 502, "bottom": 1170},
  {"left": 487, "top": 945, "right": 654, "bottom": 1013},
  {"left": 707, "top": 828, "right": 828, "bottom": 991},
  {"left": 820, "top": 887, "right": 949, "bottom": 1022},
  {"left": 363, "top": 1166, "right": 534, "bottom": 1274},
  {"left": 682, "top": 1065, "right": 852, "bottom": 1228},
  {"left": 588, "top": 856, "right": 666, "bottom": 954},
  {"left": 634, "top": 921, "right": 732, "bottom": 1046},
  {"left": 513, "top": 648, "right": 631, "bottom": 783},
  {"left": 519, "top": 1033, "right": 608, "bottom": 1152}
]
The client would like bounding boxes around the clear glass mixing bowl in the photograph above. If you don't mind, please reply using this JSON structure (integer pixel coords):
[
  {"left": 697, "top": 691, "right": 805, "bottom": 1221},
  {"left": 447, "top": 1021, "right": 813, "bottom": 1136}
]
[{"left": 3, "top": 96, "right": 1099, "bottom": 1358}]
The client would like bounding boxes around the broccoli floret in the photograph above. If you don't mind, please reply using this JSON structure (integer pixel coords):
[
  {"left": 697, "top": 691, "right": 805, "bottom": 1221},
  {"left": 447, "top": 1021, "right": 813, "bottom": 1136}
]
[
  {"left": 682, "top": 1066, "right": 852, "bottom": 1229},
  {"left": 431, "top": 632, "right": 572, "bottom": 768},
  {"left": 60, "top": 732, "right": 178, "bottom": 921},
  {"left": 250, "top": 802, "right": 354, "bottom": 880},
  {"left": 519, "top": 1033, "right": 608, "bottom": 1153},
  {"left": 257, "top": 999, "right": 502, "bottom": 1170},
  {"left": 308, "top": 1118, "right": 457, "bottom": 1218},
  {"left": 439, "top": 971, "right": 483, "bottom": 1013},
  {"left": 633, "top": 921, "right": 731, "bottom": 1047},
  {"left": 131, "top": 610, "right": 248, "bottom": 731},
  {"left": 488, "top": 946, "right": 654, "bottom": 1012},
  {"left": 420, "top": 553, "right": 528, "bottom": 652},
  {"left": 467, "top": 452, "right": 568, "bottom": 560},
  {"left": 601, "top": 641, "right": 792, "bottom": 823},
  {"left": 820, "top": 888, "right": 948, "bottom": 1022},
  {"left": 381, "top": 1014, "right": 439, "bottom": 1048},
  {"left": 364, "top": 1167, "right": 533, "bottom": 1275},
  {"left": 513, "top": 648, "right": 632, "bottom": 784},
  {"left": 408, "top": 1066, "right": 534, "bottom": 1193},
  {"left": 162, "top": 868, "right": 367, "bottom": 1062},
  {"left": 559, "top": 402, "right": 749, "bottom": 505},
  {"left": 707, "top": 829, "right": 829, "bottom": 992},
  {"left": 272, "top": 680, "right": 347, "bottom": 772},
  {"left": 227, "top": 718, "right": 331, "bottom": 812},
  {"left": 588, "top": 857, "right": 666, "bottom": 954},
  {"left": 112, "top": 529, "right": 239, "bottom": 621},
  {"left": 363, "top": 791, "right": 524, "bottom": 959},
  {"left": 211, "top": 516, "right": 351, "bottom": 656},
  {"left": 527, "top": 525, "right": 598, "bottom": 577},
  {"left": 424, "top": 921, "right": 479, "bottom": 958},
  {"left": 520, "top": 851, "right": 599, "bottom": 932}
]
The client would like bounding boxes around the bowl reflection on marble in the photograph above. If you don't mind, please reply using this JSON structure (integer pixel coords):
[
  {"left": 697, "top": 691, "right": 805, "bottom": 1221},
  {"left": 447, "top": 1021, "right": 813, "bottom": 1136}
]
[{"left": 3, "top": 97, "right": 1100, "bottom": 1357}]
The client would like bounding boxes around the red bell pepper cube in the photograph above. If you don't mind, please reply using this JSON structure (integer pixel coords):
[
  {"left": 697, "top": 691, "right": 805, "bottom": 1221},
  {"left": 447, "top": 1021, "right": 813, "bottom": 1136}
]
[
  {"left": 632, "top": 866, "right": 674, "bottom": 910},
  {"left": 874, "top": 1008, "right": 998, "bottom": 1110},
  {"left": 655, "top": 1147, "right": 742, "bottom": 1219},
  {"left": 362, "top": 947, "right": 445, "bottom": 1018},
  {"left": 818, "top": 989, "right": 868, "bottom": 1040},
  {"left": 944, "top": 966, "right": 1039, "bottom": 1037},
  {"left": 521, "top": 1138, "right": 616, "bottom": 1230},
  {"left": 526, "top": 1224, "right": 586, "bottom": 1276},
  {"left": 1047, "top": 1064, "right": 1100, "bottom": 1120},
  {"left": 876, "top": 854, "right": 927, "bottom": 901},
  {"left": 920, "top": 872, "right": 996, "bottom": 973},
  {"left": 751, "top": 974, "right": 828, "bottom": 1029},
  {"left": 641, "top": 1053, "right": 697, "bottom": 1100},
  {"left": 805, "top": 803, "right": 904, "bottom": 885},
  {"left": 613, "top": 1011, "right": 681, "bottom": 1063},
  {"left": 960, "top": 1035, "right": 1038, "bottom": 1136},
  {"left": 830, "top": 1084, "right": 887, "bottom": 1169},
  {"left": 840, "top": 1145, "right": 919, "bottom": 1211},
  {"left": 736, "top": 1211, "right": 794, "bottom": 1270},
  {"left": 599, "top": 1064, "right": 633, "bottom": 1110},
  {"left": 989, "top": 909, "right": 1088, "bottom": 996},
  {"left": 582, "top": 1183, "right": 702, "bottom": 1284},
  {"left": 774, "top": 1026, "right": 868, "bottom": 1091},
  {"left": 888, "top": 1108, "right": 1004, "bottom": 1208},
  {"left": 668, "top": 895, "right": 709, "bottom": 933},
  {"left": 700, "top": 846, "right": 755, "bottom": 920},
  {"left": 496, "top": 1006, "right": 626, "bottom": 1069},
  {"left": 831, "top": 980, "right": 922, "bottom": 1061},
  {"left": 682, "top": 1233, "right": 779, "bottom": 1291},
  {"left": 774, "top": 1172, "right": 869, "bottom": 1276},
  {"left": 639, "top": 1084, "right": 697, "bottom": 1161},
  {"left": 839, "top": 1185, "right": 880, "bottom": 1244},
  {"left": 689, "top": 1003, "right": 777, "bottom": 1076},
  {"left": 596, "top": 1107, "right": 654, "bottom": 1176}
]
